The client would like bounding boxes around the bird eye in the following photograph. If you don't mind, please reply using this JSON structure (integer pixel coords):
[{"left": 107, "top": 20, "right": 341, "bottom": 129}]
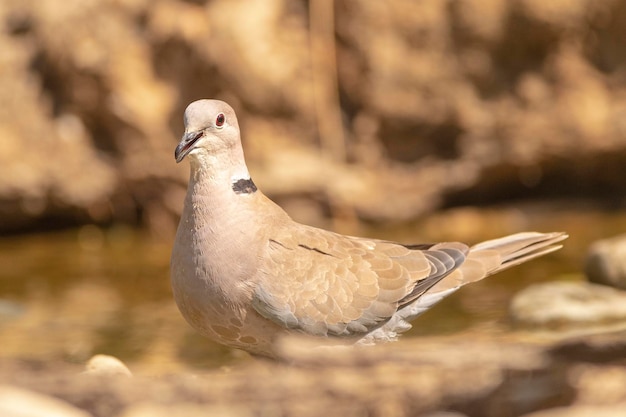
[{"left": 216, "top": 113, "right": 225, "bottom": 127}]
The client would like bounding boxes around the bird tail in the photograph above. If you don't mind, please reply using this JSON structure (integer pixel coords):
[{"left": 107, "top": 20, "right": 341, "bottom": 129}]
[
  {"left": 470, "top": 231, "right": 568, "bottom": 275},
  {"left": 370, "top": 232, "right": 567, "bottom": 342},
  {"left": 428, "top": 231, "right": 568, "bottom": 293}
]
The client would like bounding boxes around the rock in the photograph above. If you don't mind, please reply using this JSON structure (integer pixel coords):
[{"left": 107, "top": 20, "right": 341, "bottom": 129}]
[
  {"left": 0, "top": 336, "right": 574, "bottom": 417},
  {"left": 0, "top": 385, "right": 92, "bottom": 417},
  {"left": 421, "top": 413, "right": 469, "bottom": 417},
  {"left": 549, "top": 330, "right": 626, "bottom": 364},
  {"left": 521, "top": 404, "right": 626, "bottom": 417},
  {"left": 568, "top": 363, "right": 626, "bottom": 406},
  {"left": 510, "top": 281, "right": 626, "bottom": 329},
  {"left": 0, "top": 299, "right": 25, "bottom": 322},
  {"left": 84, "top": 354, "right": 132, "bottom": 377},
  {"left": 118, "top": 403, "right": 255, "bottom": 417},
  {"left": 273, "top": 335, "right": 572, "bottom": 417},
  {"left": 585, "top": 234, "right": 626, "bottom": 290}
]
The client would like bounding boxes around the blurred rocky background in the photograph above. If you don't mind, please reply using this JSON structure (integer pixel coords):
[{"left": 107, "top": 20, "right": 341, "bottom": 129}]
[
  {"left": 3, "top": 1, "right": 626, "bottom": 416},
  {"left": 1, "top": 0, "right": 626, "bottom": 236}
]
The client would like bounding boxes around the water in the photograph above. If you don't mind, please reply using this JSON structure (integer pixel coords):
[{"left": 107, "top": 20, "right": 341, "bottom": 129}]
[{"left": 0, "top": 203, "right": 621, "bottom": 372}]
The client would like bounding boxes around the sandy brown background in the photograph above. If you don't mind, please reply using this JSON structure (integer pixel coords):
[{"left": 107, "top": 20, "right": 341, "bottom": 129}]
[{"left": 2, "top": 0, "right": 625, "bottom": 236}]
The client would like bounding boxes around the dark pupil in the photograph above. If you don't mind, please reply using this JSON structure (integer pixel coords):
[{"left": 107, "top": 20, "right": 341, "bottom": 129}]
[{"left": 216, "top": 114, "right": 225, "bottom": 126}]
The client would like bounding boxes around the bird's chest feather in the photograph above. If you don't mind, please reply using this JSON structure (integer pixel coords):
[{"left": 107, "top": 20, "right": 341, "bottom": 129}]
[{"left": 172, "top": 191, "right": 265, "bottom": 305}]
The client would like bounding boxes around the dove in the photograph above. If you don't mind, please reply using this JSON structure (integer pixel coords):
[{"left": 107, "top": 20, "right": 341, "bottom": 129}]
[{"left": 171, "top": 99, "right": 567, "bottom": 357}]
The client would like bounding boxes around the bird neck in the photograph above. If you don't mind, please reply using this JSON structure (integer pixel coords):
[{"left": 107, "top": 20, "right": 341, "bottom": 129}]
[
  {"left": 182, "top": 150, "right": 260, "bottom": 233},
  {"left": 188, "top": 150, "right": 253, "bottom": 195},
  {"left": 176, "top": 152, "right": 264, "bottom": 297}
]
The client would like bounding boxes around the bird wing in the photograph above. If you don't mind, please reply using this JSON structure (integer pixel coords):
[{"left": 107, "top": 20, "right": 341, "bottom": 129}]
[{"left": 252, "top": 224, "right": 468, "bottom": 337}]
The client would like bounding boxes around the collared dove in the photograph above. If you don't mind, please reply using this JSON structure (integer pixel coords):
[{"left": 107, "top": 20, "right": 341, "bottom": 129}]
[{"left": 171, "top": 99, "right": 567, "bottom": 357}]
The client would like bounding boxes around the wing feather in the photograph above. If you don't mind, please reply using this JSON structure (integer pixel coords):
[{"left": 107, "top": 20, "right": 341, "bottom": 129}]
[{"left": 253, "top": 225, "right": 468, "bottom": 337}]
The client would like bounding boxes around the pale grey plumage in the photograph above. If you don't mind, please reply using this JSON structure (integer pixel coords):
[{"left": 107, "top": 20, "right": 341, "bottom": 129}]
[{"left": 170, "top": 99, "right": 568, "bottom": 357}]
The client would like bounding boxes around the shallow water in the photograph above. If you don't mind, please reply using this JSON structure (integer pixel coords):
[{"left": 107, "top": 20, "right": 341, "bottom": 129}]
[{"left": 0, "top": 203, "right": 622, "bottom": 372}]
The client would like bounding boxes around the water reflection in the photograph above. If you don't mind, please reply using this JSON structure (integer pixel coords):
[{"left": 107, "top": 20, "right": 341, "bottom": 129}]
[
  {"left": 0, "top": 226, "right": 242, "bottom": 371},
  {"left": 0, "top": 204, "right": 622, "bottom": 371}
]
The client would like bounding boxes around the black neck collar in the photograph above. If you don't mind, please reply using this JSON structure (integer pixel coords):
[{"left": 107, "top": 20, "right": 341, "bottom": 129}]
[{"left": 232, "top": 178, "right": 257, "bottom": 194}]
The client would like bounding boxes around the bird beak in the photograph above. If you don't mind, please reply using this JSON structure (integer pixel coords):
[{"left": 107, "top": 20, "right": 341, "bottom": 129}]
[{"left": 175, "top": 131, "right": 203, "bottom": 163}]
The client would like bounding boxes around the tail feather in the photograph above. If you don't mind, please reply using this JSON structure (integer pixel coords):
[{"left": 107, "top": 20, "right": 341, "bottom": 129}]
[
  {"left": 366, "top": 231, "right": 567, "bottom": 342},
  {"left": 470, "top": 231, "right": 568, "bottom": 276},
  {"left": 429, "top": 232, "right": 567, "bottom": 292}
]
